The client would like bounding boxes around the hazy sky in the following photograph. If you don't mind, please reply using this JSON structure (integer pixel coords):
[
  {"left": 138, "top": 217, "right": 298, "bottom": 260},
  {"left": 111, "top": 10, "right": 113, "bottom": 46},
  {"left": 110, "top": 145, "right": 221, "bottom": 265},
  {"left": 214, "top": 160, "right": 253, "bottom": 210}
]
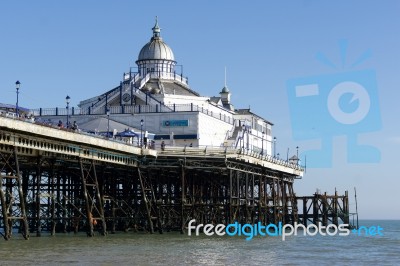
[{"left": 1, "top": 0, "right": 399, "bottom": 219}]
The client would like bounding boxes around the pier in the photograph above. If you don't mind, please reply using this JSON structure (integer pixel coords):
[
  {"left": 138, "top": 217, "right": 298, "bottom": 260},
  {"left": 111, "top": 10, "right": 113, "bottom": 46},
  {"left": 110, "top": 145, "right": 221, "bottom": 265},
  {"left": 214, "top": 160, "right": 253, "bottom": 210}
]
[{"left": 0, "top": 115, "right": 350, "bottom": 240}]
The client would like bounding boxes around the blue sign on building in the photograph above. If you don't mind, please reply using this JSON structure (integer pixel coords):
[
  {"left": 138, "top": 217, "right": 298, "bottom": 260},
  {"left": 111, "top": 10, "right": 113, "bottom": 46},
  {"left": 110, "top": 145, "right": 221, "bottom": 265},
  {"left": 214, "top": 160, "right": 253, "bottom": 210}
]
[{"left": 163, "top": 120, "right": 189, "bottom": 127}]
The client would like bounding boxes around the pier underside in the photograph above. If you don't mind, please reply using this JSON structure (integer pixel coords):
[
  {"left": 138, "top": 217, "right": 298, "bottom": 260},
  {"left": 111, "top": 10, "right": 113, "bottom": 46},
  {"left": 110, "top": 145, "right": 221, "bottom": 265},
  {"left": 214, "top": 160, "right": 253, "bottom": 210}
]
[{"left": 0, "top": 145, "right": 349, "bottom": 239}]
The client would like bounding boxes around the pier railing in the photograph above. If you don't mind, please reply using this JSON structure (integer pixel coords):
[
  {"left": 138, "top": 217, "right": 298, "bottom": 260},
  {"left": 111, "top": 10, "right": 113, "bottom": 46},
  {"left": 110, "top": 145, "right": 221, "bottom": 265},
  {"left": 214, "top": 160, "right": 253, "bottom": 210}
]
[
  {"left": 125, "top": 71, "right": 189, "bottom": 86},
  {"left": 159, "top": 145, "right": 304, "bottom": 173},
  {"left": 30, "top": 103, "right": 235, "bottom": 125}
]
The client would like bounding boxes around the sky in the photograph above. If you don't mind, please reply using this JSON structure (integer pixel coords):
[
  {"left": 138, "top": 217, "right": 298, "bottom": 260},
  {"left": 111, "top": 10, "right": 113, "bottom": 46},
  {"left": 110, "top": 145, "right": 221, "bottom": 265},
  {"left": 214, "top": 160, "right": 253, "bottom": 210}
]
[{"left": 1, "top": 0, "right": 399, "bottom": 219}]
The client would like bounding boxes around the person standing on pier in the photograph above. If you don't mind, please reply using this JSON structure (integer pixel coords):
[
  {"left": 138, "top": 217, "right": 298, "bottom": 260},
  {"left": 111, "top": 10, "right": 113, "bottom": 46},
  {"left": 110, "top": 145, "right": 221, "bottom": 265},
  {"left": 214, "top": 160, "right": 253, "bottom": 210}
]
[
  {"left": 72, "top": 121, "right": 79, "bottom": 131},
  {"left": 161, "top": 140, "right": 165, "bottom": 151}
]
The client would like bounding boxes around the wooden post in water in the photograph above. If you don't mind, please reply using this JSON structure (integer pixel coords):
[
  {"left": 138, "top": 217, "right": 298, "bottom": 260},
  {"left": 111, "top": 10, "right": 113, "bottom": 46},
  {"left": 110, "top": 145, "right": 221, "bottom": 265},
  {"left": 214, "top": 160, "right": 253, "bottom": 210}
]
[
  {"left": 36, "top": 156, "right": 42, "bottom": 237},
  {"left": 322, "top": 192, "right": 328, "bottom": 226},
  {"left": 302, "top": 198, "right": 308, "bottom": 226},
  {"left": 333, "top": 189, "right": 338, "bottom": 226},
  {"left": 0, "top": 176, "right": 10, "bottom": 240},
  {"left": 354, "top": 187, "right": 359, "bottom": 229},
  {"left": 50, "top": 166, "right": 56, "bottom": 236},
  {"left": 180, "top": 160, "right": 185, "bottom": 234},
  {"left": 344, "top": 190, "right": 350, "bottom": 224}
]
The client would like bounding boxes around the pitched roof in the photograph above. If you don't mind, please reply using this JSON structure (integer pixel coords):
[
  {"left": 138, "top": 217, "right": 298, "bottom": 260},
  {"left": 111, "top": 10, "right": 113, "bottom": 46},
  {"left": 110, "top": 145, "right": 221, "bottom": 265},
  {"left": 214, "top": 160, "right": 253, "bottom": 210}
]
[{"left": 0, "top": 102, "right": 30, "bottom": 112}]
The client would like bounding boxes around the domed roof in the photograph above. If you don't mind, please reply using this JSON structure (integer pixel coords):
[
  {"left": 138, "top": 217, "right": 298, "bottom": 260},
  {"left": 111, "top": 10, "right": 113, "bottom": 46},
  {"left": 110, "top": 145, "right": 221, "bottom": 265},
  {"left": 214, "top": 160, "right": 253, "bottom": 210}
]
[
  {"left": 221, "top": 86, "right": 230, "bottom": 93},
  {"left": 137, "top": 18, "right": 175, "bottom": 62}
]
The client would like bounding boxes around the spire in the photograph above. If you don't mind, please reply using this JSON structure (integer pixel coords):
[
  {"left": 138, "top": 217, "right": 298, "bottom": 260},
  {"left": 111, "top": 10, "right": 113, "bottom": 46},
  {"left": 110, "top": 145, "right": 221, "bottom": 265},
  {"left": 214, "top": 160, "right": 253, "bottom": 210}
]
[
  {"left": 221, "top": 67, "right": 229, "bottom": 93},
  {"left": 152, "top": 16, "right": 161, "bottom": 39},
  {"left": 220, "top": 67, "right": 233, "bottom": 110},
  {"left": 224, "top": 66, "right": 227, "bottom": 87}
]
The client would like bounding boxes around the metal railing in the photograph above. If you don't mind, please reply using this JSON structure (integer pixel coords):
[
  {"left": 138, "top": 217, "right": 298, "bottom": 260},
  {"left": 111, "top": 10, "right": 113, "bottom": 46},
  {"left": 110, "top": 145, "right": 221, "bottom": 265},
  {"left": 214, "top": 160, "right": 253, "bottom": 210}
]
[
  {"left": 158, "top": 145, "right": 304, "bottom": 172},
  {"left": 1, "top": 113, "right": 303, "bottom": 173},
  {"left": 131, "top": 71, "right": 188, "bottom": 85},
  {"left": 30, "top": 103, "right": 235, "bottom": 125}
]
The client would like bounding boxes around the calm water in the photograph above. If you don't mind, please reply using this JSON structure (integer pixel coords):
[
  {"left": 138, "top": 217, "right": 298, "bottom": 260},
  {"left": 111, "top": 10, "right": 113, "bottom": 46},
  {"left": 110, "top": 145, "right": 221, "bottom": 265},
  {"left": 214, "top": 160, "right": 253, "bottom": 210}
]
[{"left": 0, "top": 220, "right": 399, "bottom": 265}]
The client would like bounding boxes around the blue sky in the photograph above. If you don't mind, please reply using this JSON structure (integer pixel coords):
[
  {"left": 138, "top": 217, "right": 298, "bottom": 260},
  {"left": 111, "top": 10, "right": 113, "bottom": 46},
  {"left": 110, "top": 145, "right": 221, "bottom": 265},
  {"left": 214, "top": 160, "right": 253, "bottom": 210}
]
[{"left": 1, "top": 0, "right": 399, "bottom": 219}]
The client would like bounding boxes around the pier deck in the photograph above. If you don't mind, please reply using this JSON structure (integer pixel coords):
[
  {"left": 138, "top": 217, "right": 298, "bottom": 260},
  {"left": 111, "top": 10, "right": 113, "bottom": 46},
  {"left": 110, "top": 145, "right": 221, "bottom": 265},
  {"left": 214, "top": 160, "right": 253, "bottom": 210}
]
[{"left": 0, "top": 115, "right": 349, "bottom": 239}]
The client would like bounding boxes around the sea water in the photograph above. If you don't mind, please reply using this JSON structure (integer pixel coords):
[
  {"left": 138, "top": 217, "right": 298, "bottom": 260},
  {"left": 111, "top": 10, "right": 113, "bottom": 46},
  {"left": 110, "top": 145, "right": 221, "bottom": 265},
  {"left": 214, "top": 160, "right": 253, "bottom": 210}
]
[{"left": 0, "top": 220, "right": 399, "bottom": 265}]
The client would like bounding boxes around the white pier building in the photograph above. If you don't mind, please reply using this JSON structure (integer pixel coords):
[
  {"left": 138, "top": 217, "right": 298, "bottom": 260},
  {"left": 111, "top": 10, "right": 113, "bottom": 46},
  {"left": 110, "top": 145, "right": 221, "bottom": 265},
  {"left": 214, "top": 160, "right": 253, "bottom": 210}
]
[{"left": 34, "top": 19, "right": 274, "bottom": 155}]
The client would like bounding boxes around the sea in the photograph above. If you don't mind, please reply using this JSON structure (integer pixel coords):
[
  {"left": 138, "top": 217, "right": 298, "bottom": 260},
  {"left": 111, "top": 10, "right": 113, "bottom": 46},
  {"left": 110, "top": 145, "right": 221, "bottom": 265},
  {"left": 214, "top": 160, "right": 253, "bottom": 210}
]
[{"left": 0, "top": 220, "right": 398, "bottom": 265}]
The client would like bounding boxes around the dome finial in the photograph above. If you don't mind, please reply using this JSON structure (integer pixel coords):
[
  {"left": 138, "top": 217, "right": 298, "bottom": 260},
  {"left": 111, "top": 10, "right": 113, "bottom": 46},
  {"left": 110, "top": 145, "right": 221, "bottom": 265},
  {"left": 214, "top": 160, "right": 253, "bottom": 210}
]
[
  {"left": 152, "top": 16, "right": 161, "bottom": 38},
  {"left": 221, "top": 67, "right": 230, "bottom": 93},
  {"left": 224, "top": 66, "right": 227, "bottom": 87}
]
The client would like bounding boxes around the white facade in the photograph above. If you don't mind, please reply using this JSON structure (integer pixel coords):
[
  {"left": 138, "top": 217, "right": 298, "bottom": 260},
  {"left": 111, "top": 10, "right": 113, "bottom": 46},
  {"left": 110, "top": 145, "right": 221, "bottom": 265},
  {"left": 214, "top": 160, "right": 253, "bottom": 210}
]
[{"left": 198, "top": 112, "right": 234, "bottom": 147}]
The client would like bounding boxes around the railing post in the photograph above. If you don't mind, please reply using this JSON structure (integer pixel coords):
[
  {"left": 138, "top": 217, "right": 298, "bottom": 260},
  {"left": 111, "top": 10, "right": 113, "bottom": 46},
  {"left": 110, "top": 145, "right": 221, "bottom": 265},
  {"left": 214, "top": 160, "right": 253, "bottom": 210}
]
[
  {"left": 72, "top": 107, "right": 75, "bottom": 115},
  {"left": 89, "top": 107, "right": 91, "bottom": 115},
  {"left": 122, "top": 105, "right": 125, "bottom": 114},
  {"left": 174, "top": 104, "right": 176, "bottom": 112},
  {"left": 139, "top": 105, "right": 141, "bottom": 113},
  {"left": 39, "top": 108, "right": 42, "bottom": 116},
  {"left": 191, "top": 103, "right": 193, "bottom": 112},
  {"left": 156, "top": 105, "right": 158, "bottom": 113},
  {"left": 55, "top": 107, "right": 58, "bottom": 116}
]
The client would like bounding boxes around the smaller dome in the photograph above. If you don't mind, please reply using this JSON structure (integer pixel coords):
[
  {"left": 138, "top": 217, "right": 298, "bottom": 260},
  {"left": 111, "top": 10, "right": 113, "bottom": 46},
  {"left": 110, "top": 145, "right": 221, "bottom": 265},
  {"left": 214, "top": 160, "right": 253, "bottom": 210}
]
[
  {"left": 221, "top": 86, "right": 230, "bottom": 93},
  {"left": 137, "top": 18, "right": 175, "bottom": 62}
]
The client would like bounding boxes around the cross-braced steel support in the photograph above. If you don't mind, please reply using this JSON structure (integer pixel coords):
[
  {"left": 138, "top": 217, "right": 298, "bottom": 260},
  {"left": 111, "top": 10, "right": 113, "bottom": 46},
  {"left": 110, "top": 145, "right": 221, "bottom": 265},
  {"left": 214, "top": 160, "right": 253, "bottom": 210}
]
[
  {"left": 0, "top": 147, "right": 29, "bottom": 240},
  {"left": 79, "top": 158, "right": 106, "bottom": 236}
]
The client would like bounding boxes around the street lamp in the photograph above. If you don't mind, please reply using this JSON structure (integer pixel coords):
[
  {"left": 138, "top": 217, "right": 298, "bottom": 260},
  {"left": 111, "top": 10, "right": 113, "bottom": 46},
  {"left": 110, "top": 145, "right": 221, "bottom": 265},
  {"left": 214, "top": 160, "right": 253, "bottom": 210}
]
[
  {"left": 296, "top": 146, "right": 299, "bottom": 164},
  {"left": 66, "top": 95, "right": 70, "bottom": 127},
  {"left": 140, "top": 119, "right": 144, "bottom": 147},
  {"left": 106, "top": 106, "right": 110, "bottom": 138},
  {"left": 15, "top": 81, "right": 20, "bottom": 117},
  {"left": 261, "top": 131, "right": 265, "bottom": 155},
  {"left": 273, "top": 137, "right": 277, "bottom": 157}
]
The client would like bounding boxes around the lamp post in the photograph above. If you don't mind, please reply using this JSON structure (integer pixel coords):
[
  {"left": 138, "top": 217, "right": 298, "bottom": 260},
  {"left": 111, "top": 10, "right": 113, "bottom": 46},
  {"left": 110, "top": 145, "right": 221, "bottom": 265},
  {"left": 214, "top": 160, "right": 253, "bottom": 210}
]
[
  {"left": 106, "top": 106, "right": 110, "bottom": 138},
  {"left": 273, "top": 136, "right": 277, "bottom": 157},
  {"left": 261, "top": 131, "right": 265, "bottom": 155},
  {"left": 140, "top": 119, "right": 144, "bottom": 147},
  {"left": 66, "top": 95, "right": 70, "bottom": 127},
  {"left": 296, "top": 146, "right": 299, "bottom": 164},
  {"left": 15, "top": 81, "right": 20, "bottom": 117}
]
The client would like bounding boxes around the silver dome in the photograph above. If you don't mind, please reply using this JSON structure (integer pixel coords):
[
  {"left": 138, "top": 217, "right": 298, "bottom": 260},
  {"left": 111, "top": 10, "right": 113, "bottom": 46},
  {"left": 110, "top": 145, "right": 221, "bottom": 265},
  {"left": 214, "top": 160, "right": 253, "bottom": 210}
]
[{"left": 137, "top": 18, "right": 175, "bottom": 62}]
